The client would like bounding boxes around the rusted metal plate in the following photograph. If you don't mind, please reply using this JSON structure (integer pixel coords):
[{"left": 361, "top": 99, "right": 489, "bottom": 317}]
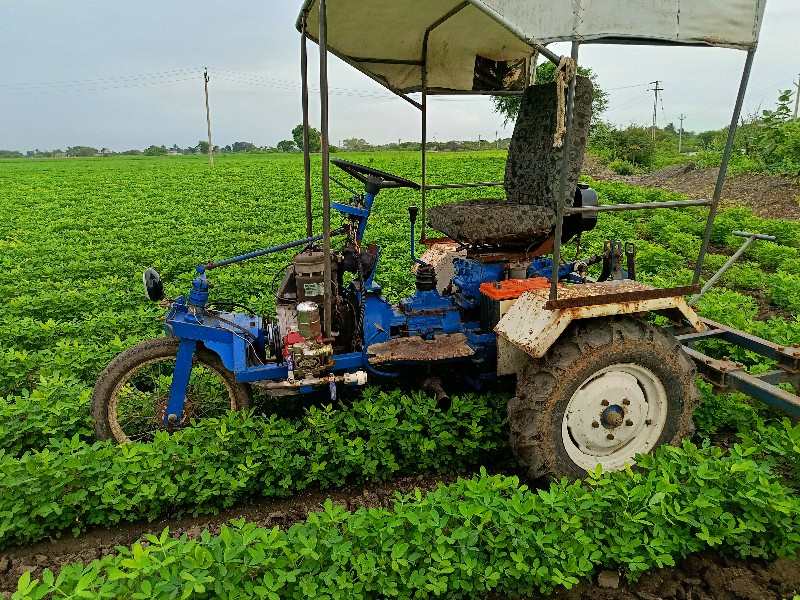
[
  {"left": 544, "top": 281, "right": 699, "bottom": 310},
  {"left": 496, "top": 282, "right": 706, "bottom": 361},
  {"left": 367, "top": 332, "right": 474, "bottom": 364}
]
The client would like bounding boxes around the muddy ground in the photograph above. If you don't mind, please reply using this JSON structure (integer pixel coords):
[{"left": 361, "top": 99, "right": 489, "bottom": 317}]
[{"left": 1, "top": 470, "right": 798, "bottom": 599}]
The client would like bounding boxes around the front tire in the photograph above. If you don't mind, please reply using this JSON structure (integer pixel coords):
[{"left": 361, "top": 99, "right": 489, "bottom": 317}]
[
  {"left": 508, "top": 316, "right": 698, "bottom": 481},
  {"left": 91, "top": 337, "right": 252, "bottom": 444}
]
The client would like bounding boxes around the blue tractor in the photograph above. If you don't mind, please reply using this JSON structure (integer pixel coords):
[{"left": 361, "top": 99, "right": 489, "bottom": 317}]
[{"left": 92, "top": 0, "right": 799, "bottom": 481}]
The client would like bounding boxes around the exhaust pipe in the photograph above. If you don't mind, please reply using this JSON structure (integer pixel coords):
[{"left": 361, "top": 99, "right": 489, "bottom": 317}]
[{"left": 423, "top": 376, "right": 451, "bottom": 411}]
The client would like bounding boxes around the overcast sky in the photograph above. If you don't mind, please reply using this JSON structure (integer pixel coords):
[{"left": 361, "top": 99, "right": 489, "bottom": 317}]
[{"left": 1, "top": 1, "right": 797, "bottom": 152}]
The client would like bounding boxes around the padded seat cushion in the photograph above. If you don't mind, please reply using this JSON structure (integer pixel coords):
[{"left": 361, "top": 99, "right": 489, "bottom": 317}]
[
  {"left": 427, "top": 76, "right": 593, "bottom": 247},
  {"left": 427, "top": 199, "right": 555, "bottom": 246}
]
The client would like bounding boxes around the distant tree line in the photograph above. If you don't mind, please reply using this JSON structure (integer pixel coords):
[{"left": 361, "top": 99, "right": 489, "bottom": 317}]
[{"left": 588, "top": 88, "right": 799, "bottom": 175}]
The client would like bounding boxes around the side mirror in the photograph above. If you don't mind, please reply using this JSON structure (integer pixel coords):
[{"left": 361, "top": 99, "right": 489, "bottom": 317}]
[{"left": 143, "top": 268, "right": 164, "bottom": 302}]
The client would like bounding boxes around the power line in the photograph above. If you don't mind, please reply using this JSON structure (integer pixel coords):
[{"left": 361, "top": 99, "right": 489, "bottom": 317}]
[
  {"left": 0, "top": 68, "right": 200, "bottom": 91},
  {"left": 0, "top": 76, "right": 199, "bottom": 96}
]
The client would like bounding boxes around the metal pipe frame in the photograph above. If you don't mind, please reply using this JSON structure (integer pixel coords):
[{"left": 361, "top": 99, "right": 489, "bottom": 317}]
[
  {"left": 564, "top": 198, "right": 712, "bottom": 214},
  {"left": 426, "top": 181, "right": 504, "bottom": 190},
  {"left": 549, "top": 41, "right": 580, "bottom": 301},
  {"left": 420, "top": 1, "right": 470, "bottom": 243},
  {"left": 681, "top": 346, "right": 800, "bottom": 418},
  {"left": 689, "top": 231, "right": 776, "bottom": 306},
  {"left": 300, "top": 15, "right": 313, "bottom": 237},
  {"left": 319, "top": 0, "right": 333, "bottom": 338},
  {"left": 692, "top": 49, "right": 756, "bottom": 286},
  {"left": 201, "top": 228, "right": 347, "bottom": 271}
]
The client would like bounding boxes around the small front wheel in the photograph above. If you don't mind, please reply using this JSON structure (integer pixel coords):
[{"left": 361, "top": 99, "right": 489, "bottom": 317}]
[{"left": 91, "top": 337, "right": 252, "bottom": 443}]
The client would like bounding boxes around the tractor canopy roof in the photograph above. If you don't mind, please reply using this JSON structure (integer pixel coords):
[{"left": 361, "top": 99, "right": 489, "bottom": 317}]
[{"left": 296, "top": 0, "right": 767, "bottom": 94}]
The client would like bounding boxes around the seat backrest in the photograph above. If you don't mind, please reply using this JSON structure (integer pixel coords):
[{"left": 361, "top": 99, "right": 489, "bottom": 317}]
[{"left": 504, "top": 76, "right": 593, "bottom": 216}]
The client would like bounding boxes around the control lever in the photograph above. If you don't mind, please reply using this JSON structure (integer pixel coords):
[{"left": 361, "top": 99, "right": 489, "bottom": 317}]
[
  {"left": 625, "top": 242, "right": 637, "bottom": 281},
  {"left": 408, "top": 206, "right": 428, "bottom": 266}
]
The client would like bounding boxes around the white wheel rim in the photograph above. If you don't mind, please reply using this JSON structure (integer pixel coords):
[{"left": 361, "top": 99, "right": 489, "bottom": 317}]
[{"left": 562, "top": 363, "right": 668, "bottom": 473}]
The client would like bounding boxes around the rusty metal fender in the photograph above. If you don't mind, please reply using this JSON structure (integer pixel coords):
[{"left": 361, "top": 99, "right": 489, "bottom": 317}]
[{"left": 495, "top": 281, "right": 706, "bottom": 375}]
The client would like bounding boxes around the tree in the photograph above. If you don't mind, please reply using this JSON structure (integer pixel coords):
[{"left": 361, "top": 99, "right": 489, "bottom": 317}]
[
  {"left": 66, "top": 146, "right": 99, "bottom": 157},
  {"left": 291, "top": 124, "right": 321, "bottom": 153},
  {"left": 0, "top": 150, "right": 23, "bottom": 158},
  {"left": 341, "top": 138, "right": 371, "bottom": 151},
  {"left": 492, "top": 62, "right": 607, "bottom": 126},
  {"left": 276, "top": 140, "right": 296, "bottom": 152},
  {"left": 144, "top": 145, "right": 168, "bottom": 156},
  {"left": 197, "top": 140, "right": 210, "bottom": 154},
  {"left": 231, "top": 141, "right": 258, "bottom": 153}
]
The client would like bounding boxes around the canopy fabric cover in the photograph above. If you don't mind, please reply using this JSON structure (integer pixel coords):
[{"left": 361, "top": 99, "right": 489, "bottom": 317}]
[{"left": 297, "top": 0, "right": 766, "bottom": 94}]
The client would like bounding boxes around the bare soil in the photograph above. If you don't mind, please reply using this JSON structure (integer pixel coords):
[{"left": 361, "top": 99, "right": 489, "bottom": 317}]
[
  {"left": 516, "top": 551, "right": 800, "bottom": 600},
  {"left": 582, "top": 156, "right": 800, "bottom": 222}
]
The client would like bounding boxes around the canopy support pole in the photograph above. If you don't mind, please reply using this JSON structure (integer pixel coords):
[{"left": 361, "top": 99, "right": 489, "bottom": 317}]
[
  {"left": 420, "top": 1, "right": 469, "bottom": 243},
  {"left": 421, "top": 90, "right": 428, "bottom": 242},
  {"left": 692, "top": 48, "right": 756, "bottom": 286},
  {"left": 549, "top": 41, "right": 580, "bottom": 301},
  {"left": 319, "top": 0, "right": 332, "bottom": 338},
  {"left": 301, "top": 15, "right": 313, "bottom": 238}
]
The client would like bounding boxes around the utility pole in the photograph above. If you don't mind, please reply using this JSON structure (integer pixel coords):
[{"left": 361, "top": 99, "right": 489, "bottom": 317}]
[
  {"left": 794, "top": 74, "right": 799, "bottom": 118},
  {"left": 495, "top": 130, "right": 499, "bottom": 149},
  {"left": 204, "top": 69, "right": 213, "bottom": 167},
  {"left": 649, "top": 80, "right": 663, "bottom": 141},
  {"left": 678, "top": 113, "right": 686, "bottom": 153}
]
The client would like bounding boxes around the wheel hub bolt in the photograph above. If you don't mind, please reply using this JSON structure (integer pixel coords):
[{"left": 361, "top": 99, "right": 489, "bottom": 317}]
[
  {"left": 606, "top": 433, "right": 614, "bottom": 440},
  {"left": 601, "top": 399, "right": 609, "bottom": 406},
  {"left": 645, "top": 419, "right": 652, "bottom": 425},
  {"left": 622, "top": 398, "right": 630, "bottom": 406},
  {"left": 625, "top": 419, "right": 633, "bottom": 426},
  {"left": 592, "top": 421, "right": 600, "bottom": 428}
]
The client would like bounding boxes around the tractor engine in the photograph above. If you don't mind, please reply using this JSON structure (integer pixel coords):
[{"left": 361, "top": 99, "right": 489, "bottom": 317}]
[
  {"left": 284, "top": 302, "right": 333, "bottom": 378},
  {"left": 274, "top": 245, "right": 369, "bottom": 362}
]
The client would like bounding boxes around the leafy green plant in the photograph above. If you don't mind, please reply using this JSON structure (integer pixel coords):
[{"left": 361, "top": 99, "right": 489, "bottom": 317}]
[
  {"left": 0, "top": 388, "right": 511, "bottom": 548},
  {"left": 608, "top": 159, "right": 637, "bottom": 175},
  {"left": 13, "top": 435, "right": 800, "bottom": 599}
]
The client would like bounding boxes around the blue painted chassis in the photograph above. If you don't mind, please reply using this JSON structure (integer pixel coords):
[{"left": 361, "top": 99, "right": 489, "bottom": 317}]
[
  {"left": 158, "top": 182, "right": 800, "bottom": 424},
  {"left": 160, "top": 189, "right": 503, "bottom": 424}
]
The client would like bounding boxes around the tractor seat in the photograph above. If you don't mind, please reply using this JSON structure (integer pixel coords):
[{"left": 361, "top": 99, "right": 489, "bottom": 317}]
[
  {"left": 427, "top": 198, "right": 556, "bottom": 246},
  {"left": 428, "top": 76, "right": 593, "bottom": 247}
]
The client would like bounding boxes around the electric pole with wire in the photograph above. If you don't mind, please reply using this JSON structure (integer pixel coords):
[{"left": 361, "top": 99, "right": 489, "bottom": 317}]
[
  {"left": 649, "top": 80, "right": 663, "bottom": 140},
  {"left": 678, "top": 113, "right": 686, "bottom": 153},
  {"left": 204, "top": 68, "right": 214, "bottom": 167},
  {"left": 794, "top": 73, "right": 799, "bottom": 118}
]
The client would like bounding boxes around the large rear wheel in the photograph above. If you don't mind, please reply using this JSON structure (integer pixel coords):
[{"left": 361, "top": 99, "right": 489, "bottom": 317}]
[
  {"left": 91, "top": 337, "right": 252, "bottom": 444},
  {"left": 508, "top": 316, "right": 698, "bottom": 481}
]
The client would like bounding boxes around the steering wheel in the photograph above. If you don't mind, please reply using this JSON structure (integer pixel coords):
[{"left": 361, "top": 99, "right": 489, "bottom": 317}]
[{"left": 330, "top": 158, "right": 420, "bottom": 194}]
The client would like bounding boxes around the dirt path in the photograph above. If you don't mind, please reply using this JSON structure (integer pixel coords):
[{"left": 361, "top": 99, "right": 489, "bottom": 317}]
[
  {"left": 1, "top": 470, "right": 797, "bottom": 599},
  {"left": 583, "top": 157, "right": 800, "bottom": 222}
]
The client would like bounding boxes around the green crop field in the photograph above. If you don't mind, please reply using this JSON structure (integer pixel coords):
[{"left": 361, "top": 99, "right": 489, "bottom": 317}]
[{"left": 1, "top": 153, "right": 799, "bottom": 598}]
